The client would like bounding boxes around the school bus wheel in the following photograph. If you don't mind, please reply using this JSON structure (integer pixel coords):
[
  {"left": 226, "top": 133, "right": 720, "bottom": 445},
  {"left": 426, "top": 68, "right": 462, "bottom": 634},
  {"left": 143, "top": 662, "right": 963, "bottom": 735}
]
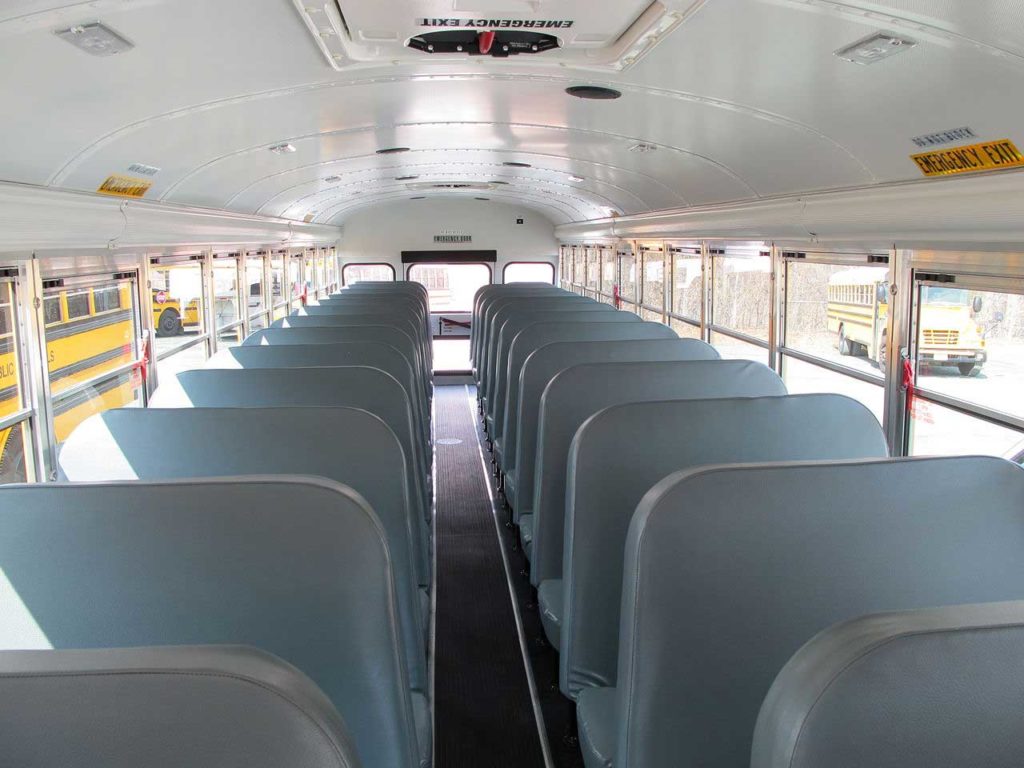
[
  {"left": 838, "top": 325, "right": 851, "bottom": 356},
  {"left": 0, "top": 423, "right": 25, "bottom": 484},
  {"left": 957, "top": 363, "right": 977, "bottom": 377},
  {"left": 156, "top": 307, "right": 183, "bottom": 337}
]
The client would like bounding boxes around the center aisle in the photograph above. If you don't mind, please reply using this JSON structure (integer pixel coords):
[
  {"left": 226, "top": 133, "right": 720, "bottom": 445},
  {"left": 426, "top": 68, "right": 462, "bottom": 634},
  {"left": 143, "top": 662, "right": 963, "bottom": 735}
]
[{"left": 433, "top": 383, "right": 549, "bottom": 768}]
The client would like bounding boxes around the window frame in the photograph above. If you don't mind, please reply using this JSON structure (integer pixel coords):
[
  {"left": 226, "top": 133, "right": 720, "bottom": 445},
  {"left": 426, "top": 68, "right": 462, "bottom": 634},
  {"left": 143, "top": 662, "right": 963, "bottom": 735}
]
[{"left": 342, "top": 262, "right": 397, "bottom": 286}]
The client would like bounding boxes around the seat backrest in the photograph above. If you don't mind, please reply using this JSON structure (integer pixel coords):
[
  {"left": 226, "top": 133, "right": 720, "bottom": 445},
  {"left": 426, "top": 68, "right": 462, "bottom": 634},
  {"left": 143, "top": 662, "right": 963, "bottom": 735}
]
[
  {"left": 205, "top": 344, "right": 428, "bottom": 449},
  {"left": 486, "top": 308, "right": 627, "bottom": 425},
  {"left": 301, "top": 300, "right": 428, "bottom": 342},
  {"left": 472, "top": 285, "right": 562, "bottom": 362},
  {"left": 509, "top": 325, "right": 687, "bottom": 516},
  {"left": 273, "top": 314, "right": 428, "bottom": 372},
  {"left": 560, "top": 394, "right": 888, "bottom": 700},
  {"left": 480, "top": 295, "right": 596, "bottom": 390},
  {"left": 243, "top": 327, "right": 428, "bottom": 399},
  {"left": 150, "top": 367, "right": 429, "bottom": 522},
  {"left": 58, "top": 407, "right": 428, "bottom": 693},
  {"left": 505, "top": 338, "right": 718, "bottom": 476},
  {"left": 752, "top": 601, "right": 1024, "bottom": 768},
  {"left": 617, "top": 456, "right": 1024, "bottom": 768},
  {"left": 477, "top": 293, "right": 583, "bottom": 379},
  {"left": 0, "top": 645, "right": 363, "bottom": 768},
  {"left": 0, "top": 478, "right": 419, "bottom": 768},
  {"left": 529, "top": 360, "right": 787, "bottom": 586}
]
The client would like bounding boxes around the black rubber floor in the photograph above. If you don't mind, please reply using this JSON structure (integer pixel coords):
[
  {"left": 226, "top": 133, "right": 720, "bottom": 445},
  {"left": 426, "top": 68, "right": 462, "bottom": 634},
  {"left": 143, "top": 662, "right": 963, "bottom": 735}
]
[{"left": 433, "top": 384, "right": 548, "bottom": 768}]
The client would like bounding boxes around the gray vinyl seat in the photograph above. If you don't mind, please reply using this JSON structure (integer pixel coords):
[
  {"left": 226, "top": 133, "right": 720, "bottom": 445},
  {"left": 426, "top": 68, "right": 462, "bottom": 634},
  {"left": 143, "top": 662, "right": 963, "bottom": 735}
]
[
  {"left": 205, "top": 344, "right": 430, "bottom": 455},
  {"left": 491, "top": 315, "right": 675, "bottom": 473},
  {"left": 0, "top": 645, "right": 363, "bottom": 768},
  {"left": 476, "top": 292, "right": 584, "bottom": 389},
  {"left": 556, "top": 394, "right": 889, "bottom": 699},
  {"left": 479, "top": 295, "right": 597, "bottom": 400},
  {"left": 58, "top": 406, "right": 430, "bottom": 697},
  {"left": 752, "top": 601, "right": 1024, "bottom": 768},
  {"left": 484, "top": 308, "right": 629, "bottom": 439},
  {"left": 273, "top": 314, "right": 430, "bottom": 381},
  {"left": 302, "top": 301, "right": 430, "bottom": 354},
  {"left": 523, "top": 360, "right": 787, "bottom": 572},
  {"left": 244, "top": 327, "right": 430, "bottom": 403},
  {"left": 0, "top": 478, "right": 428, "bottom": 768},
  {"left": 578, "top": 456, "right": 1024, "bottom": 768},
  {"left": 150, "top": 367, "right": 431, "bottom": 524},
  {"left": 501, "top": 338, "right": 718, "bottom": 504},
  {"left": 471, "top": 284, "right": 564, "bottom": 367}
]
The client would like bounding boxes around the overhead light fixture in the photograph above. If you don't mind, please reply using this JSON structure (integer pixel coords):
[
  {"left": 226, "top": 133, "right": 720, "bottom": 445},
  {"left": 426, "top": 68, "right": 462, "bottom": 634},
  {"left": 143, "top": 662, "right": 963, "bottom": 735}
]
[
  {"left": 324, "top": 175, "right": 342, "bottom": 183},
  {"left": 568, "top": 175, "right": 585, "bottom": 182},
  {"left": 269, "top": 143, "right": 297, "bottom": 154},
  {"left": 55, "top": 22, "right": 134, "bottom": 57},
  {"left": 835, "top": 32, "right": 916, "bottom": 65},
  {"left": 566, "top": 85, "right": 622, "bottom": 100},
  {"left": 503, "top": 161, "right": 531, "bottom": 168},
  {"left": 629, "top": 143, "right": 658, "bottom": 153},
  {"left": 376, "top": 147, "right": 410, "bottom": 154},
  {"left": 395, "top": 175, "right": 420, "bottom": 181}
]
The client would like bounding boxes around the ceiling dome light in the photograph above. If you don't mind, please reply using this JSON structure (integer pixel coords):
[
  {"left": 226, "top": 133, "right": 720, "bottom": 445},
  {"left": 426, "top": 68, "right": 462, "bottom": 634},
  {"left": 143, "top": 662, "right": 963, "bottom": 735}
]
[
  {"left": 269, "top": 143, "right": 297, "bottom": 154},
  {"left": 566, "top": 85, "right": 622, "bottom": 100},
  {"left": 568, "top": 175, "right": 585, "bottom": 182},
  {"left": 503, "top": 161, "right": 531, "bottom": 168},
  {"left": 376, "top": 147, "right": 410, "bottom": 154}
]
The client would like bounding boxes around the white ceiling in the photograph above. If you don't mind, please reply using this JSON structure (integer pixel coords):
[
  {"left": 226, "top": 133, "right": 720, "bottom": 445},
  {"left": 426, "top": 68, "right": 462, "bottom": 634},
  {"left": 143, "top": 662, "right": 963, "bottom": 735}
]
[{"left": 1, "top": 0, "right": 1022, "bottom": 227}]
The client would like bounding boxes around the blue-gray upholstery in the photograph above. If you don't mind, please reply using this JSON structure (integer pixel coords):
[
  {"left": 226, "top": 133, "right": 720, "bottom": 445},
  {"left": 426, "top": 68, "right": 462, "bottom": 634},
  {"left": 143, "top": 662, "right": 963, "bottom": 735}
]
[
  {"left": 524, "top": 360, "right": 786, "bottom": 571},
  {"left": 479, "top": 295, "right": 596, "bottom": 397},
  {"left": 58, "top": 407, "right": 429, "bottom": 694},
  {"left": 581, "top": 456, "right": 1024, "bottom": 768},
  {"left": 0, "top": 645, "right": 363, "bottom": 768},
  {"left": 485, "top": 309, "right": 630, "bottom": 438},
  {"left": 302, "top": 301, "right": 429, "bottom": 349},
  {"left": 243, "top": 327, "right": 429, "bottom": 402},
  {"left": 557, "top": 394, "right": 888, "bottom": 699},
  {"left": 499, "top": 335, "right": 716, "bottom": 505},
  {"left": 477, "top": 293, "right": 583, "bottom": 386},
  {"left": 752, "top": 601, "right": 1024, "bottom": 768},
  {"left": 273, "top": 314, "right": 429, "bottom": 378},
  {"left": 205, "top": 344, "right": 430, "bottom": 453},
  {"left": 0, "top": 478, "right": 425, "bottom": 768},
  {"left": 149, "top": 367, "right": 430, "bottom": 523},
  {"left": 471, "top": 284, "right": 564, "bottom": 366}
]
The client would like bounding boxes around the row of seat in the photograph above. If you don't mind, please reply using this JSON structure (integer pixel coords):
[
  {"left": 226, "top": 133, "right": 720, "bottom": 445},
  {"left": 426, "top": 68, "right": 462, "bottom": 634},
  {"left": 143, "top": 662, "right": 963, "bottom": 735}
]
[
  {"left": 0, "top": 281, "right": 436, "bottom": 768},
  {"left": 471, "top": 282, "right": 1024, "bottom": 768}
]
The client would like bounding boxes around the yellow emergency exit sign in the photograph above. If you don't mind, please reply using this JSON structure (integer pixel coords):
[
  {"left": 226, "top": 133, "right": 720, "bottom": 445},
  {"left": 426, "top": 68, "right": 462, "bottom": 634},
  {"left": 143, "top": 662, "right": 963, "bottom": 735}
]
[
  {"left": 97, "top": 174, "right": 153, "bottom": 198},
  {"left": 911, "top": 139, "right": 1024, "bottom": 177}
]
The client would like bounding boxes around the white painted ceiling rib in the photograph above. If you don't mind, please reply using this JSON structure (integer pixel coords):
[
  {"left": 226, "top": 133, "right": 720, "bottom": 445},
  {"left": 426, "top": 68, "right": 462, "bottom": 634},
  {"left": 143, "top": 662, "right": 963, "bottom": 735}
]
[{"left": 1, "top": 0, "right": 1023, "bottom": 232}]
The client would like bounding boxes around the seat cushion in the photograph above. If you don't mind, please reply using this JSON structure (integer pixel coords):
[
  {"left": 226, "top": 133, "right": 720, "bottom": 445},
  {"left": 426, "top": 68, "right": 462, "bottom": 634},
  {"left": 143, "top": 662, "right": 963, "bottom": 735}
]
[
  {"left": 538, "top": 579, "right": 563, "bottom": 648},
  {"left": 519, "top": 514, "right": 534, "bottom": 561},
  {"left": 412, "top": 691, "right": 432, "bottom": 768},
  {"left": 578, "top": 685, "right": 617, "bottom": 768},
  {"left": 504, "top": 469, "right": 518, "bottom": 510}
]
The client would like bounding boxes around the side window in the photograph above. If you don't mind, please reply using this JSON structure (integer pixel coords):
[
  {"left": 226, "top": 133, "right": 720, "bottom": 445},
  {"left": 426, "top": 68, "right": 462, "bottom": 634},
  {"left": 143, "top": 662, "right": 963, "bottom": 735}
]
[
  {"left": 43, "top": 296, "right": 62, "bottom": 325},
  {"left": 65, "top": 291, "right": 90, "bottom": 320},
  {"left": 92, "top": 286, "right": 122, "bottom": 313}
]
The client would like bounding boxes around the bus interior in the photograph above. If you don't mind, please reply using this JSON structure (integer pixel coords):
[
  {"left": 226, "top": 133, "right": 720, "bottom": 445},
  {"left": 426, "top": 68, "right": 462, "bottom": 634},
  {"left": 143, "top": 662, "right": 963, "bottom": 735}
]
[{"left": 2, "top": 1, "right": 1024, "bottom": 767}]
